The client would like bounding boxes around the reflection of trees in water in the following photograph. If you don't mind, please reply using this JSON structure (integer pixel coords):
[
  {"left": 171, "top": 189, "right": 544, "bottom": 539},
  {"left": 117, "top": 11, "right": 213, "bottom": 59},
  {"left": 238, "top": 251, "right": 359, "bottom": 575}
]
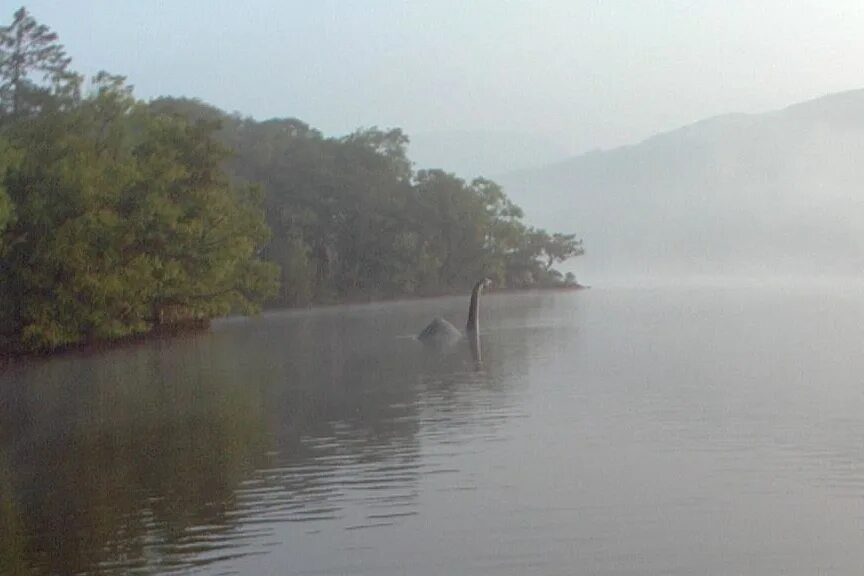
[
  {"left": 0, "top": 341, "right": 272, "bottom": 575},
  {"left": 0, "top": 454, "right": 28, "bottom": 576},
  {"left": 0, "top": 302, "right": 537, "bottom": 575}
]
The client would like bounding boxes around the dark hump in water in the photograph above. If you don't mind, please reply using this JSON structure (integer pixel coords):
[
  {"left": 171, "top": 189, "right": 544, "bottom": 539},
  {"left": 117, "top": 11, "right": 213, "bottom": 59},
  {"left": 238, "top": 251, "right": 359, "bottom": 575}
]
[{"left": 417, "top": 317, "right": 462, "bottom": 345}]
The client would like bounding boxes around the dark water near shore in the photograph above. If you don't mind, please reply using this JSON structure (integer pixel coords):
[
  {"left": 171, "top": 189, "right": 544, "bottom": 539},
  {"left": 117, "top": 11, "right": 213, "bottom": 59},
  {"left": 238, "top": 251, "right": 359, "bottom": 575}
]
[{"left": 3, "top": 287, "right": 864, "bottom": 575}]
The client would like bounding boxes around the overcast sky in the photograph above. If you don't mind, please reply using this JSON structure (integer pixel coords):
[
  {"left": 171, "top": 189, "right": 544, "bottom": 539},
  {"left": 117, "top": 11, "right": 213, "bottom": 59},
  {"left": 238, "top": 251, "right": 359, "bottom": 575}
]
[{"left": 22, "top": 0, "right": 864, "bottom": 154}]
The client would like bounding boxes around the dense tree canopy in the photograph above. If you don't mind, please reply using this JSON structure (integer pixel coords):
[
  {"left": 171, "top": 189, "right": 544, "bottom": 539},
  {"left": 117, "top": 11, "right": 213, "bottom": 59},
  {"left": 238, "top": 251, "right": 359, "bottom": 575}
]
[
  {"left": 0, "top": 7, "right": 582, "bottom": 353},
  {"left": 0, "top": 7, "right": 78, "bottom": 118},
  {"left": 151, "top": 98, "right": 585, "bottom": 307},
  {"left": 0, "top": 10, "right": 277, "bottom": 352}
]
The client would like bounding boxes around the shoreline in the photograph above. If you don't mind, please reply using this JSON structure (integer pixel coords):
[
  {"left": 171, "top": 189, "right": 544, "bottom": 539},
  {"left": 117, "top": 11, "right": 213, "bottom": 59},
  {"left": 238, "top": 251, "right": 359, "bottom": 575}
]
[
  {"left": 0, "top": 319, "right": 211, "bottom": 365},
  {"left": 266, "top": 282, "right": 589, "bottom": 310},
  {"left": 0, "top": 283, "right": 588, "bottom": 364}
]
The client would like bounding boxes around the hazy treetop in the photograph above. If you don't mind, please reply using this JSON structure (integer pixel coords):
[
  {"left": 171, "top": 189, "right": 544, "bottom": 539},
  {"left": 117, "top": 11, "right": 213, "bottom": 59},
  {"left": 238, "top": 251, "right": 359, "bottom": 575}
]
[{"left": 25, "top": 0, "right": 864, "bottom": 154}]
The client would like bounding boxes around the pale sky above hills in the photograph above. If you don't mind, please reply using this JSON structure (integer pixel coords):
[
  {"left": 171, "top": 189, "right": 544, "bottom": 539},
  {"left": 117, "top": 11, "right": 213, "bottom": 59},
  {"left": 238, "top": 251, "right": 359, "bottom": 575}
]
[{"left": 23, "top": 0, "right": 864, "bottom": 154}]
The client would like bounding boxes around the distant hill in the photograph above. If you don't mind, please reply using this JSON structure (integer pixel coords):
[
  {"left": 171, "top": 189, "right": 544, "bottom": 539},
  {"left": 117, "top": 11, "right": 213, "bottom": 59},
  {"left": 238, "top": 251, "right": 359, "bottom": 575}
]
[
  {"left": 408, "top": 130, "right": 571, "bottom": 179},
  {"left": 498, "top": 90, "right": 864, "bottom": 282}
]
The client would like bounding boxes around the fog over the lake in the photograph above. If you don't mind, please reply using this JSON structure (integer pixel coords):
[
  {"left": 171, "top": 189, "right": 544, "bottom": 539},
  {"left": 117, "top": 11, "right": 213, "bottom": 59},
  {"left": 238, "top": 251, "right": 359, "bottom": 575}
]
[{"left": 32, "top": 0, "right": 864, "bottom": 283}]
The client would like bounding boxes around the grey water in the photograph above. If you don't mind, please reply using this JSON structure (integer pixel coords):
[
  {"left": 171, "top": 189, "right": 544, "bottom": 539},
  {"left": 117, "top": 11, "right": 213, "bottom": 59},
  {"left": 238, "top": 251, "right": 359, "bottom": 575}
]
[{"left": 3, "top": 287, "right": 864, "bottom": 575}]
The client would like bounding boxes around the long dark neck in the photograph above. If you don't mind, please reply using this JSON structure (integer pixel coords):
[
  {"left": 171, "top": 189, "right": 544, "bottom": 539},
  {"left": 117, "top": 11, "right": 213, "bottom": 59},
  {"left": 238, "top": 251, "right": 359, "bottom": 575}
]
[{"left": 466, "top": 280, "right": 483, "bottom": 332}]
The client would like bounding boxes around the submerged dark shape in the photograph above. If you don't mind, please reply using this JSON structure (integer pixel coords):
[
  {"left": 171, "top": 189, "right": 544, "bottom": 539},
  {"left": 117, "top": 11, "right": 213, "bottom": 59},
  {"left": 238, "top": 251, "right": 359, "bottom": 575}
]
[{"left": 417, "top": 279, "right": 491, "bottom": 346}]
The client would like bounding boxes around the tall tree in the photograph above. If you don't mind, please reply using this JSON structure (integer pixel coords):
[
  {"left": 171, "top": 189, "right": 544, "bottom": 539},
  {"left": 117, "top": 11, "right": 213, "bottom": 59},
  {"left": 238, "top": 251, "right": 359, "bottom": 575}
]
[
  {"left": 0, "top": 7, "right": 78, "bottom": 118},
  {"left": 539, "top": 231, "right": 584, "bottom": 271}
]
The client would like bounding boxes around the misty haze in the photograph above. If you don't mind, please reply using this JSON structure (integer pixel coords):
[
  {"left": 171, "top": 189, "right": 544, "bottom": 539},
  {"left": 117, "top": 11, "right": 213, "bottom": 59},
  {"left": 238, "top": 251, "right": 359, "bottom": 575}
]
[
  {"left": 3, "top": 2, "right": 864, "bottom": 575},
  {"left": 500, "top": 91, "right": 864, "bottom": 283}
]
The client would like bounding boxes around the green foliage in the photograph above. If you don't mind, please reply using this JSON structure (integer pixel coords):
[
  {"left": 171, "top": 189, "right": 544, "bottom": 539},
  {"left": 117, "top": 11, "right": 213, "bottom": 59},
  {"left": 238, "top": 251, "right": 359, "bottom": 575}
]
[
  {"left": 133, "top": 107, "right": 278, "bottom": 322},
  {"left": 0, "top": 7, "right": 581, "bottom": 353},
  {"left": 153, "top": 97, "right": 584, "bottom": 306},
  {"left": 0, "top": 46, "right": 275, "bottom": 351}
]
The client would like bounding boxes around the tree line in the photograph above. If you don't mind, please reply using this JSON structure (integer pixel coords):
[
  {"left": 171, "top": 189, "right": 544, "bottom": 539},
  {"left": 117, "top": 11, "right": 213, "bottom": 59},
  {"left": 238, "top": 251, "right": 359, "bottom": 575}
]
[{"left": 0, "top": 7, "right": 582, "bottom": 353}]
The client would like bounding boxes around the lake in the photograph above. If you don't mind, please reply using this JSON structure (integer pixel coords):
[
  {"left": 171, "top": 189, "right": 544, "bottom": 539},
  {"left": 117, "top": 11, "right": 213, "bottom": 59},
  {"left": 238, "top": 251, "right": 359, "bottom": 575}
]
[{"left": 3, "top": 287, "right": 864, "bottom": 575}]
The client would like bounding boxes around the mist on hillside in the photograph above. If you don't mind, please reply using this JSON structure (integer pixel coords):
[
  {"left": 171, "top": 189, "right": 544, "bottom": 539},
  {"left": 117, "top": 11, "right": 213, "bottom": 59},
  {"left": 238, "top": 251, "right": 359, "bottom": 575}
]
[{"left": 498, "top": 90, "right": 864, "bottom": 286}]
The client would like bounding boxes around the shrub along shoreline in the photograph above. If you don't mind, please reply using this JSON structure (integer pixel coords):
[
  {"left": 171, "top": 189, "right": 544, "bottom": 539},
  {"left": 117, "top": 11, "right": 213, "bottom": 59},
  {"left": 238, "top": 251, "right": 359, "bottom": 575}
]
[{"left": 1, "top": 283, "right": 590, "bottom": 362}]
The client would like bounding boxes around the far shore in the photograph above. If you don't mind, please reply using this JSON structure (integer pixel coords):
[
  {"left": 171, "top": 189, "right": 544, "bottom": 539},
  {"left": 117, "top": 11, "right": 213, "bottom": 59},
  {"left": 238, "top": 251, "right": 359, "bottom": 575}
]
[{"left": 264, "top": 282, "right": 589, "bottom": 311}]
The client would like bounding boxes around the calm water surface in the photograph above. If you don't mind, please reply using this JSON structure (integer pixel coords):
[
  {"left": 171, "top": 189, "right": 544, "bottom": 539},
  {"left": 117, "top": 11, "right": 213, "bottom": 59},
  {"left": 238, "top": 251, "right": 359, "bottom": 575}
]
[{"left": 3, "top": 287, "right": 864, "bottom": 575}]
